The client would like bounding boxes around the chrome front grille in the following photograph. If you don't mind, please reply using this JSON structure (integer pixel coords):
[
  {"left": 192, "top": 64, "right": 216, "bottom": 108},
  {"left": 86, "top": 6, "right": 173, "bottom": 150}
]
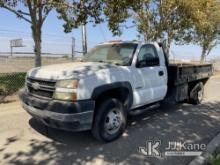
[{"left": 26, "top": 77, "right": 56, "bottom": 99}]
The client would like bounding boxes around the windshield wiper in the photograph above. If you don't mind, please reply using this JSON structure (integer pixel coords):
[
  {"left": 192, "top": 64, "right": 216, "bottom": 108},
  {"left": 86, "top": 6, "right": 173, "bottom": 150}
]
[
  {"left": 114, "top": 63, "right": 122, "bottom": 66},
  {"left": 86, "top": 60, "right": 123, "bottom": 66},
  {"left": 97, "top": 60, "right": 106, "bottom": 63}
]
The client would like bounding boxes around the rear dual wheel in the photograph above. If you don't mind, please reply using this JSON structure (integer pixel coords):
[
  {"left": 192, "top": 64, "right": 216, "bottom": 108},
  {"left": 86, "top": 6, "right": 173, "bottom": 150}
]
[{"left": 189, "top": 82, "right": 204, "bottom": 105}]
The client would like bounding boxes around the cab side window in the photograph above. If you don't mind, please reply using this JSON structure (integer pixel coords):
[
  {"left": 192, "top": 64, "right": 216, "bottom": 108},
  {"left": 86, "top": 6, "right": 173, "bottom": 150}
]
[{"left": 136, "top": 44, "right": 160, "bottom": 68}]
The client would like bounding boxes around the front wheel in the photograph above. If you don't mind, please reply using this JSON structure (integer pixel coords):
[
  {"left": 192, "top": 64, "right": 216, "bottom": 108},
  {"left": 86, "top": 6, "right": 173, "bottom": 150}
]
[{"left": 92, "top": 98, "right": 127, "bottom": 142}]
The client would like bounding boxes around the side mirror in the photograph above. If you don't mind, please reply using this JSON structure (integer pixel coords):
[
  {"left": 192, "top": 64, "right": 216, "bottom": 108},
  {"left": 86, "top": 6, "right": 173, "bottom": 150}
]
[
  {"left": 145, "top": 57, "right": 160, "bottom": 66},
  {"left": 137, "top": 55, "right": 160, "bottom": 68}
]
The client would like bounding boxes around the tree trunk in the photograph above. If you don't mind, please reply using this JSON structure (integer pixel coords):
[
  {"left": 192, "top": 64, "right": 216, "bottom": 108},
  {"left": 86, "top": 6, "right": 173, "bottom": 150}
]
[
  {"left": 200, "top": 48, "right": 206, "bottom": 64},
  {"left": 32, "top": 25, "right": 42, "bottom": 67},
  {"left": 165, "top": 37, "right": 172, "bottom": 59},
  {"left": 167, "top": 39, "right": 171, "bottom": 55}
]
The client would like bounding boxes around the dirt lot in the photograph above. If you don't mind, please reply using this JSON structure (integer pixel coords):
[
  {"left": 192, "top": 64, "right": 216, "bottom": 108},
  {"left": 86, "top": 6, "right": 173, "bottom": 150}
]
[
  {"left": 0, "top": 57, "right": 71, "bottom": 73},
  {"left": 0, "top": 76, "right": 220, "bottom": 165}
]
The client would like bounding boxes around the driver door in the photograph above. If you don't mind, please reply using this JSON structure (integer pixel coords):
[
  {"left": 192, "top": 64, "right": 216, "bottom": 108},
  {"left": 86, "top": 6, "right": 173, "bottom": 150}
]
[{"left": 133, "top": 44, "right": 166, "bottom": 106}]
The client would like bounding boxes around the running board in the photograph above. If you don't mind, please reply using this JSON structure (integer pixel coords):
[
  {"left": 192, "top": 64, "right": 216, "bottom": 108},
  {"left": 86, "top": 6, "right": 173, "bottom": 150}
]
[{"left": 128, "top": 102, "right": 160, "bottom": 116}]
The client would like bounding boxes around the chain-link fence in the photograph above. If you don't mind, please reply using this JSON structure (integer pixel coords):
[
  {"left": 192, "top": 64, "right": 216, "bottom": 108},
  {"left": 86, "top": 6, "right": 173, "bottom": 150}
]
[
  {"left": 0, "top": 56, "right": 83, "bottom": 102},
  {"left": 0, "top": 30, "right": 98, "bottom": 102},
  {"left": 0, "top": 30, "right": 83, "bottom": 99},
  {"left": 0, "top": 72, "right": 26, "bottom": 96},
  {"left": 0, "top": 56, "right": 77, "bottom": 100}
]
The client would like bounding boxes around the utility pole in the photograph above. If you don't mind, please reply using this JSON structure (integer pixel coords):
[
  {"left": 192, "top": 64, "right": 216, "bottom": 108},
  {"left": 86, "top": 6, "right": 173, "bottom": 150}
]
[
  {"left": 81, "top": 24, "right": 87, "bottom": 55},
  {"left": 71, "top": 37, "right": 75, "bottom": 60}
]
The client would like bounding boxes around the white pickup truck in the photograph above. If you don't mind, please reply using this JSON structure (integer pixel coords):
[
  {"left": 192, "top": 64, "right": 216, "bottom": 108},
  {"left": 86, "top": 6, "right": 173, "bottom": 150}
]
[{"left": 19, "top": 41, "right": 212, "bottom": 142}]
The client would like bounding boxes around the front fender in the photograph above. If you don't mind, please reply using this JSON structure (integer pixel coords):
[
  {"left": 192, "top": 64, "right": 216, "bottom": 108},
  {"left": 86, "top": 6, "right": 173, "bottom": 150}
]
[{"left": 91, "top": 81, "right": 133, "bottom": 108}]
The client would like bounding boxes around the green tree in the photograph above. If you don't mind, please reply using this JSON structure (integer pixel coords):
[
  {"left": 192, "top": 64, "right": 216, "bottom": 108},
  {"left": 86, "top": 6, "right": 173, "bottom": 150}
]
[
  {"left": 135, "top": 0, "right": 220, "bottom": 61},
  {"left": 102, "top": 0, "right": 142, "bottom": 36},
  {"left": 0, "top": 0, "right": 104, "bottom": 67},
  {"left": 56, "top": 0, "right": 103, "bottom": 33},
  {"left": 60, "top": 0, "right": 142, "bottom": 35},
  {"left": 192, "top": 0, "right": 220, "bottom": 63},
  {"left": 0, "top": 0, "right": 141, "bottom": 67},
  {"left": 0, "top": 0, "right": 60, "bottom": 66},
  {"left": 135, "top": 0, "right": 196, "bottom": 53}
]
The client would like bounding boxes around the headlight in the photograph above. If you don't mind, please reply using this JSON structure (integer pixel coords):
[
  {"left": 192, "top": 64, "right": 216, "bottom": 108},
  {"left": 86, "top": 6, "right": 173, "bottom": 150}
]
[
  {"left": 54, "top": 79, "right": 79, "bottom": 101},
  {"left": 53, "top": 92, "right": 77, "bottom": 101},
  {"left": 56, "top": 79, "right": 79, "bottom": 89}
]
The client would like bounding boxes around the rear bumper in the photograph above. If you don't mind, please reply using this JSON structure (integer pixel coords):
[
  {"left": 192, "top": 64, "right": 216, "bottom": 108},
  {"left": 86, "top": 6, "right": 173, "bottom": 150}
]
[{"left": 19, "top": 89, "right": 95, "bottom": 132}]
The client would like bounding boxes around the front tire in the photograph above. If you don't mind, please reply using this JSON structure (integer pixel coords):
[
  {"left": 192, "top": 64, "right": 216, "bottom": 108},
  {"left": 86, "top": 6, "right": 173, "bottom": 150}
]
[{"left": 92, "top": 98, "right": 127, "bottom": 142}]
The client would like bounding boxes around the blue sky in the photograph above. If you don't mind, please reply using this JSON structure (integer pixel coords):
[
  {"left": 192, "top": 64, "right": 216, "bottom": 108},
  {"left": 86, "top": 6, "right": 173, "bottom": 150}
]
[{"left": 0, "top": 8, "right": 219, "bottom": 60}]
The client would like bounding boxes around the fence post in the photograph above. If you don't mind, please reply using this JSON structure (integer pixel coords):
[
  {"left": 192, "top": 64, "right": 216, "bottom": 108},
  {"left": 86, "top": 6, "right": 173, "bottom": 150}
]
[
  {"left": 10, "top": 41, "right": 13, "bottom": 57},
  {"left": 71, "top": 37, "right": 75, "bottom": 60}
]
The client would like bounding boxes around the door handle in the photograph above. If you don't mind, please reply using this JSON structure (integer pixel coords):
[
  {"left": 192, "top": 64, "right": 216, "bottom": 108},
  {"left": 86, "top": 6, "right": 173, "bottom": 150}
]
[{"left": 159, "top": 71, "right": 164, "bottom": 76}]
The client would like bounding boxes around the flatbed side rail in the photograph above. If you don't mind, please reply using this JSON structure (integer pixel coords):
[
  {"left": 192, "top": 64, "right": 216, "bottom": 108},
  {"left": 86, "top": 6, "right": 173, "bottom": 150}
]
[{"left": 168, "top": 64, "right": 213, "bottom": 85}]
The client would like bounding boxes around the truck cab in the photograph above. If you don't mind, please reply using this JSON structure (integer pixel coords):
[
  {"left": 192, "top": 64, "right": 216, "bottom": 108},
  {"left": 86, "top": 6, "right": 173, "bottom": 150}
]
[{"left": 19, "top": 41, "right": 212, "bottom": 142}]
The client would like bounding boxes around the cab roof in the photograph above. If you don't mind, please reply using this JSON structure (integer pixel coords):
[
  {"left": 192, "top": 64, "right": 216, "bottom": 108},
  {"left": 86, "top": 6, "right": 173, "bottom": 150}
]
[{"left": 98, "top": 40, "right": 140, "bottom": 45}]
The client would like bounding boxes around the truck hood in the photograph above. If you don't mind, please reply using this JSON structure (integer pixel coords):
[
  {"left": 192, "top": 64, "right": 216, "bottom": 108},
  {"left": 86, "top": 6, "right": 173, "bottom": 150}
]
[{"left": 28, "top": 62, "right": 116, "bottom": 80}]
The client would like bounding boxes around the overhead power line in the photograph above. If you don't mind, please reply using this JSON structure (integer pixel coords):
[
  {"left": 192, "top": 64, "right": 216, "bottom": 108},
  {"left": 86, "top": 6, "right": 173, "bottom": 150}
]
[{"left": 0, "top": 29, "right": 71, "bottom": 39}]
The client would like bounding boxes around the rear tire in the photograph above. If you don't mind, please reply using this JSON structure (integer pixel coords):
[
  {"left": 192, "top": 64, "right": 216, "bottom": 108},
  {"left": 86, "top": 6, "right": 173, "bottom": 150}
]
[
  {"left": 189, "top": 82, "right": 204, "bottom": 105},
  {"left": 92, "top": 98, "right": 127, "bottom": 142}
]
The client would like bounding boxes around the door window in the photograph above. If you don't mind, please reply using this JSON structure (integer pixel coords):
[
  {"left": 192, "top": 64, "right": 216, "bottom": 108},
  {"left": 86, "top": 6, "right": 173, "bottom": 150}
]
[{"left": 137, "top": 44, "right": 159, "bottom": 67}]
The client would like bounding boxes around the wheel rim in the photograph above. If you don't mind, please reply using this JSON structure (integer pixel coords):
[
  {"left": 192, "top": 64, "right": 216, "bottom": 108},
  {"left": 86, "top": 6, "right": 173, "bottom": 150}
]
[
  {"left": 198, "top": 89, "right": 203, "bottom": 102},
  {"left": 104, "top": 108, "right": 123, "bottom": 135}
]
